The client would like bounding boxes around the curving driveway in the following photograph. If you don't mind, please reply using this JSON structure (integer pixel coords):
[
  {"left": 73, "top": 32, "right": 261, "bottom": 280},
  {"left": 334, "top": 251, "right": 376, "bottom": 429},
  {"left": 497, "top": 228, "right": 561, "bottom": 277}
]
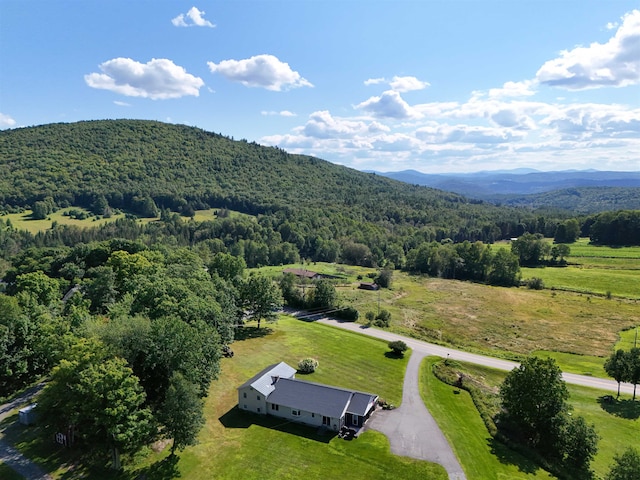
[{"left": 367, "top": 349, "right": 466, "bottom": 479}]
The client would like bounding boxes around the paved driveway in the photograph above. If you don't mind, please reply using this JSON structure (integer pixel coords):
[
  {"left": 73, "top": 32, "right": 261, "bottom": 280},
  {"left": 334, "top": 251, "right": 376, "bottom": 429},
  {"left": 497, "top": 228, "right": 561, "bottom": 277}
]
[
  {"left": 0, "top": 383, "right": 52, "bottom": 480},
  {"left": 367, "top": 350, "right": 466, "bottom": 480}
]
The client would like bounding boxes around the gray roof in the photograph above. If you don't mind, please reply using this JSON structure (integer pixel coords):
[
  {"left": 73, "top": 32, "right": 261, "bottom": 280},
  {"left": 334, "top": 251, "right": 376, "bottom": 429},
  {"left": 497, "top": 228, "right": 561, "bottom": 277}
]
[
  {"left": 267, "top": 377, "right": 377, "bottom": 419},
  {"left": 346, "top": 392, "right": 376, "bottom": 416},
  {"left": 238, "top": 362, "right": 297, "bottom": 397}
]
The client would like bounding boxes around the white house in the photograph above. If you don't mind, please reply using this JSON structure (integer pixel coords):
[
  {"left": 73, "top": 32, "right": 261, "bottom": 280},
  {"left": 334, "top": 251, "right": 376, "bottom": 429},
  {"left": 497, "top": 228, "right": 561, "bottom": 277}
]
[{"left": 238, "top": 362, "right": 378, "bottom": 432}]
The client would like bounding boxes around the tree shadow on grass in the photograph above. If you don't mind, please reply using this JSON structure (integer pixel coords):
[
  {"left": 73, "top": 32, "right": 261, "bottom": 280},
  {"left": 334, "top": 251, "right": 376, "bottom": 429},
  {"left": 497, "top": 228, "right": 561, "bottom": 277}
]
[
  {"left": 218, "top": 406, "right": 337, "bottom": 444},
  {"left": 233, "top": 326, "right": 274, "bottom": 342},
  {"left": 487, "top": 437, "right": 542, "bottom": 475},
  {"left": 136, "top": 454, "right": 181, "bottom": 480},
  {"left": 384, "top": 352, "right": 405, "bottom": 360},
  {"left": 597, "top": 396, "right": 640, "bottom": 419}
]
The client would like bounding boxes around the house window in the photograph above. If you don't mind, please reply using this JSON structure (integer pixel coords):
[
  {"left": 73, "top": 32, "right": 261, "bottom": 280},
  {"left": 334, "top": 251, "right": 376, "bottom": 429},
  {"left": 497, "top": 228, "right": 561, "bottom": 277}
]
[
  {"left": 243, "top": 392, "right": 247, "bottom": 398},
  {"left": 322, "top": 416, "right": 330, "bottom": 426},
  {"left": 244, "top": 404, "right": 247, "bottom": 409},
  {"left": 257, "top": 407, "right": 261, "bottom": 413},
  {"left": 271, "top": 404, "right": 279, "bottom": 411},
  {"left": 311, "top": 413, "right": 315, "bottom": 418},
  {"left": 257, "top": 395, "right": 261, "bottom": 401},
  {"left": 292, "top": 409, "right": 301, "bottom": 416}
]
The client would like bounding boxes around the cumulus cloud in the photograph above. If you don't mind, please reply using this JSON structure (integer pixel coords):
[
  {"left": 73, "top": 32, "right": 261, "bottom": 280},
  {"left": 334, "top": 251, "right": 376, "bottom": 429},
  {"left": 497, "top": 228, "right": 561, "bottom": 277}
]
[
  {"left": 364, "top": 77, "right": 385, "bottom": 86},
  {"left": 389, "top": 75, "right": 430, "bottom": 92},
  {"left": 416, "top": 124, "right": 520, "bottom": 144},
  {"left": 488, "top": 80, "right": 537, "bottom": 98},
  {"left": 207, "top": 54, "right": 313, "bottom": 91},
  {"left": 0, "top": 113, "right": 16, "bottom": 128},
  {"left": 356, "top": 90, "right": 420, "bottom": 119},
  {"left": 536, "top": 9, "right": 640, "bottom": 89},
  {"left": 85, "top": 58, "right": 204, "bottom": 99},
  {"left": 302, "top": 110, "right": 371, "bottom": 139},
  {"left": 172, "top": 7, "right": 215, "bottom": 28},
  {"left": 364, "top": 75, "right": 430, "bottom": 92}
]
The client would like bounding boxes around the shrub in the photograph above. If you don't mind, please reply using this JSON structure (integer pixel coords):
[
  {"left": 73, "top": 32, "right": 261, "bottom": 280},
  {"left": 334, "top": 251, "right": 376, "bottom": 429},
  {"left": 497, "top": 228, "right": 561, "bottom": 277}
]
[
  {"left": 525, "top": 277, "right": 544, "bottom": 290},
  {"left": 334, "top": 306, "right": 359, "bottom": 321},
  {"left": 388, "top": 340, "right": 407, "bottom": 356},
  {"left": 373, "top": 309, "right": 391, "bottom": 327},
  {"left": 298, "top": 358, "right": 318, "bottom": 374}
]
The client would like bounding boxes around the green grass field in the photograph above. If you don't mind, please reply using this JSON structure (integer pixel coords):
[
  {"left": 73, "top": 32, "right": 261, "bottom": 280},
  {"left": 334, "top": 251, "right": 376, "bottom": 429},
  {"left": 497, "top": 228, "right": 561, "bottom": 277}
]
[
  {"left": 4, "top": 317, "right": 447, "bottom": 479},
  {"left": 1, "top": 208, "right": 129, "bottom": 234},
  {"left": 421, "top": 358, "right": 640, "bottom": 479},
  {"left": 421, "top": 357, "right": 553, "bottom": 479}
]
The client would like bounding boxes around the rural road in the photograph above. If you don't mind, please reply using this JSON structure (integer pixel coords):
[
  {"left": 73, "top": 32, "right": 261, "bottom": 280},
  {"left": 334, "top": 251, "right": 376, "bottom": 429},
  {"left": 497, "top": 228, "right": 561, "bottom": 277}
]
[
  {"left": 313, "top": 317, "right": 635, "bottom": 395},
  {"left": 0, "top": 383, "right": 53, "bottom": 480}
]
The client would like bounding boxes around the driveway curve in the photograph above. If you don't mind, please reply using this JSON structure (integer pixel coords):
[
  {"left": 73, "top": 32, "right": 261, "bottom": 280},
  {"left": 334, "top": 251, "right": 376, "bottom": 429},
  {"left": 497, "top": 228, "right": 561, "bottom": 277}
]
[{"left": 367, "top": 349, "right": 466, "bottom": 479}]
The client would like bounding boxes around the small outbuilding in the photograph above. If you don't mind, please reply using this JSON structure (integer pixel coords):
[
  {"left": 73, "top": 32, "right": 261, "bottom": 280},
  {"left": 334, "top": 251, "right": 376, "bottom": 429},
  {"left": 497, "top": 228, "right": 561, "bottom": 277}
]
[{"left": 19, "top": 404, "right": 38, "bottom": 426}]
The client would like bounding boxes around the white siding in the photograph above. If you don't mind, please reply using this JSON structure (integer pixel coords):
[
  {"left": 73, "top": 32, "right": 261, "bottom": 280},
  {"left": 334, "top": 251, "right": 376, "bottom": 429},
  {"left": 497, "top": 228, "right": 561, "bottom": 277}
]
[
  {"left": 267, "top": 402, "right": 342, "bottom": 431},
  {"left": 238, "top": 386, "right": 267, "bottom": 414}
]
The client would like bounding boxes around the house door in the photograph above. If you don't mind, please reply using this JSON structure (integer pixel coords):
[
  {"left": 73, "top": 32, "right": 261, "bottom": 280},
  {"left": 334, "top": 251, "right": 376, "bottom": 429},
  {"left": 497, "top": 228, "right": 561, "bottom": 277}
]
[{"left": 322, "top": 416, "right": 330, "bottom": 426}]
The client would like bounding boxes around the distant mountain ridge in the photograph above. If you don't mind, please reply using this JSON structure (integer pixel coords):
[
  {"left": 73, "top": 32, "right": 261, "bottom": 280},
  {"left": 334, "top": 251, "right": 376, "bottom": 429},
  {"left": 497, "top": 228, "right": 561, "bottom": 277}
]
[
  {"left": 370, "top": 169, "right": 640, "bottom": 197},
  {"left": 369, "top": 169, "right": 640, "bottom": 213}
]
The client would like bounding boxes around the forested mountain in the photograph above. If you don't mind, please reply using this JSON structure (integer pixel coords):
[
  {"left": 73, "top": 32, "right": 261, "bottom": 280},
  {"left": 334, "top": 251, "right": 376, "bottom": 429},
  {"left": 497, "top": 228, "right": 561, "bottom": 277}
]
[
  {"left": 1, "top": 120, "right": 533, "bottom": 238},
  {"left": 489, "top": 187, "right": 640, "bottom": 215}
]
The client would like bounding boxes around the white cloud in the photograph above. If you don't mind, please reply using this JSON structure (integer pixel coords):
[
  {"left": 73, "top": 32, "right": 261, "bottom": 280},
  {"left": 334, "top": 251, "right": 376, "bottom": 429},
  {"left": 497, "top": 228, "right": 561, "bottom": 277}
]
[
  {"left": 416, "top": 124, "right": 521, "bottom": 144},
  {"left": 389, "top": 75, "right": 430, "bottom": 92},
  {"left": 606, "top": 22, "right": 619, "bottom": 30},
  {"left": 207, "top": 54, "right": 313, "bottom": 91},
  {"left": 113, "top": 100, "right": 131, "bottom": 107},
  {"left": 356, "top": 90, "right": 421, "bottom": 119},
  {"left": 261, "top": 110, "right": 297, "bottom": 117},
  {"left": 488, "top": 80, "right": 538, "bottom": 98},
  {"left": 536, "top": 9, "right": 640, "bottom": 89},
  {"left": 172, "top": 7, "right": 215, "bottom": 28},
  {"left": 302, "top": 110, "right": 370, "bottom": 139},
  {"left": 85, "top": 58, "right": 204, "bottom": 99},
  {"left": 364, "top": 77, "right": 385, "bottom": 86},
  {"left": 0, "top": 113, "right": 16, "bottom": 128}
]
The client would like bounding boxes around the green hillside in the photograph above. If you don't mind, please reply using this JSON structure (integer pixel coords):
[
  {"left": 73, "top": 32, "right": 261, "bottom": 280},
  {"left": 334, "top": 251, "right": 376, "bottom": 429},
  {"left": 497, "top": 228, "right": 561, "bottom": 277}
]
[{"left": 0, "top": 119, "right": 518, "bottom": 235}]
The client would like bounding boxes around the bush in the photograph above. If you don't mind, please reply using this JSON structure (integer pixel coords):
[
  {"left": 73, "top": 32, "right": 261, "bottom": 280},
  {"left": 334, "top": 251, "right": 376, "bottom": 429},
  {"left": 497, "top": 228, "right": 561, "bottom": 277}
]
[
  {"left": 334, "top": 306, "right": 359, "bottom": 321},
  {"left": 373, "top": 309, "right": 391, "bottom": 327},
  {"left": 388, "top": 340, "right": 407, "bottom": 356},
  {"left": 298, "top": 358, "right": 318, "bottom": 374},
  {"left": 525, "top": 277, "right": 544, "bottom": 290}
]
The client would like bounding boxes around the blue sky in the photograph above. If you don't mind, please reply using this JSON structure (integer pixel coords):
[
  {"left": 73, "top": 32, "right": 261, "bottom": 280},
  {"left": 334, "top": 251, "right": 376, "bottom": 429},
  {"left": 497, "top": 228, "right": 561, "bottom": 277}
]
[{"left": 1, "top": 1, "right": 639, "bottom": 173}]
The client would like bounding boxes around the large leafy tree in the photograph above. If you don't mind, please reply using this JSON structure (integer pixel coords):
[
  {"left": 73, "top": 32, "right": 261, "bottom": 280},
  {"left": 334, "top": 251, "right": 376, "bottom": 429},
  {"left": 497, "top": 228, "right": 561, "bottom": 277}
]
[
  {"left": 499, "top": 357, "right": 569, "bottom": 452},
  {"left": 606, "top": 447, "right": 640, "bottom": 480},
  {"left": 38, "top": 338, "right": 154, "bottom": 469},
  {"left": 160, "top": 372, "right": 205, "bottom": 455},
  {"left": 240, "top": 274, "right": 283, "bottom": 329},
  {"left": 604, "top": 349, "right": 630, "bottom": 398}
]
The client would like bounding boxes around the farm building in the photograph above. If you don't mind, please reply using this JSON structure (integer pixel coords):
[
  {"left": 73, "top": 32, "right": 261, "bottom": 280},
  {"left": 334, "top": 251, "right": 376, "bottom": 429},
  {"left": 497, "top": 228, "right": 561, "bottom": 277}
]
[
  {"left": 282, "top": 268, "right": 323, "bottom": 280},
  {"left": 238, "top": 362, "right": 378, "bottom": 432}
]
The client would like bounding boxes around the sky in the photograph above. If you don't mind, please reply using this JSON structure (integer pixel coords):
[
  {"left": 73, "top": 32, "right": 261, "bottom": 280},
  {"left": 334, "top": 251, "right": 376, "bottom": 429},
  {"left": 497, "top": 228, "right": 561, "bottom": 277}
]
[{"left": 1, "top": 1, "right": 639, "bottom": 174}]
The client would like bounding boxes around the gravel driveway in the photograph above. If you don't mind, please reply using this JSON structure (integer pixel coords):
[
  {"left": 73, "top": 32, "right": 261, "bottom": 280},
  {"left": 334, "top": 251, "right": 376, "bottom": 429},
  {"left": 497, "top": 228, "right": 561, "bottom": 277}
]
[{"left": 367, "top": 350, "right": 466, "bottom": 480}]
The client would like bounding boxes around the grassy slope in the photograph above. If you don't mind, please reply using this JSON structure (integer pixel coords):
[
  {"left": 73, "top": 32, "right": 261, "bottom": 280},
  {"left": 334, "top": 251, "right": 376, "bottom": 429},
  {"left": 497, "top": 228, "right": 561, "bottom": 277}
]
[
  {"left": 420, "top": 357, "right": 553, "bottom": 479},
  {"left": 421, "top": 358, "right": 640, "bottom": 479}
]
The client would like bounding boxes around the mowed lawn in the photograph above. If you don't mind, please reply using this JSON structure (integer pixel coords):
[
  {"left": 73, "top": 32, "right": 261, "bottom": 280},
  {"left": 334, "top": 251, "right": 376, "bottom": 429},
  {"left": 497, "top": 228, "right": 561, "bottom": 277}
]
[
  {"left": 4, "top": 316, "right": 445, "bottom": 479},
  {"left": 421, "top": 358, "right": 640, "bottom": 480},
  {"left": 175, "top": 316, "right": 446, "bottom": 480}
]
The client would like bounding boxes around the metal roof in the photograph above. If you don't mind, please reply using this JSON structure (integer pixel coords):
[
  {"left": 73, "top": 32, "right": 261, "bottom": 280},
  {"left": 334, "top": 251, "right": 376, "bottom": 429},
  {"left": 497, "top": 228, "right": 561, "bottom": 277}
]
[
  {"left": 238, "top": 361, "right": 297, "bottom": 397},
  {"left": 267, "top": 377, "right": 378, "bottom": 419}
]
